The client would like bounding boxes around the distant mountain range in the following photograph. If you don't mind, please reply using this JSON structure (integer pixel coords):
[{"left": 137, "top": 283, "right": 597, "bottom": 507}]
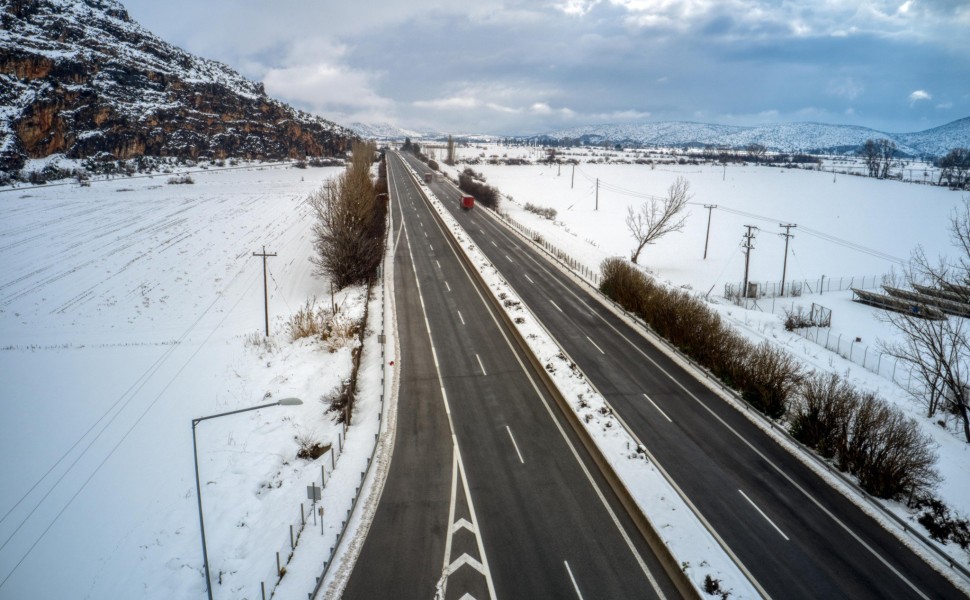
[
  {"left": 527, "top": 119, "right": 970, "bottom": 158},
  {"left": 0, "top": 0, "right": 356, "bottom": 172},
  {"left": 352, "top": 118, "right": 969, "bottom": 159}
]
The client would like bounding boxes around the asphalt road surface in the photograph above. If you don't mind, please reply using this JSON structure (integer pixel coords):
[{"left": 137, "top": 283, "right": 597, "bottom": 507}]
[
  {"left": 342, "top": 152, "right": 682, "bottom": 600},
  {"left": 402, "top": 151, "right": 968, "bottom": 600}
]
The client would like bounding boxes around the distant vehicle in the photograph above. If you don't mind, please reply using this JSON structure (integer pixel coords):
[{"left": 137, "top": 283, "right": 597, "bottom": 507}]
[
  {"left": 460, "top": 194, "right": 474, "bottom": 210},
  {"left": 424, "top": 173, "right": 432, "bottom": 183}
]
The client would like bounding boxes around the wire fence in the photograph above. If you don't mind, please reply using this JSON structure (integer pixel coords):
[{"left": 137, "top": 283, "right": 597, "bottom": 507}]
[
  {"left": 790, "top": 325, "right": 921, "bottom": 394},
  {"left": 495, "top": 211, "right": 600, "bottom": 286},
  {"left": 725, "top": 273, "right": 882, "bottom": 301}
]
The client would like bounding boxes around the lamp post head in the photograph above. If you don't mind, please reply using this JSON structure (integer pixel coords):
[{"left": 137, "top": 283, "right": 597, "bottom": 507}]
[{"left": 277, "top": 397, "right": 303, "bottom": 406}]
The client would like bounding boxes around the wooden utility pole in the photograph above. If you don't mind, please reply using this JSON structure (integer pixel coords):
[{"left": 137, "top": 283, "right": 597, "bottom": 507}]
[
  {"left": 571, "top": 165, "right": 575, "bottom": 189},
  {"left": 778, "top": 224, "right": 797, "bottom": 296},
  {"left": 595, "top": 178, "right": 599, "bottom": 211},
  {"left": 253, "top": 246, "right": 277, "bottom": 336},
  {"left": 703, "top": 204, "right": 717, "bottom": 259},
  {"left": 741, "top": 225, "right": 757, "bottom": 298}
]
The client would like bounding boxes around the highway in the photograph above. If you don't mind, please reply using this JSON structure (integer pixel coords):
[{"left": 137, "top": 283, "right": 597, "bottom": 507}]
[
  {"left": 402, "top": 151, "right": 967, "bottom": 600},
  {"left": 342, "top": 152, "right": 681, "bottom": 599}
]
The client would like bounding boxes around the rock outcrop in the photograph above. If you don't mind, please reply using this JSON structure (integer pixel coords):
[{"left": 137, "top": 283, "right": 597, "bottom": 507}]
[{"left": 0, "top": 0, "right": 356, "bottom": 172}]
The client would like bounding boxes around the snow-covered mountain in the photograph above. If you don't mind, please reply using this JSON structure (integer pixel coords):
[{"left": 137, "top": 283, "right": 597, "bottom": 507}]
[
  {"left": 349, "top": 122, "right": 430, "bottom": 140},
  {"left": 529, "top": 118, "right": 970, "bottom": 158},
  {"left": 0, "top": 0, "right": 357, "bottom": 172}
]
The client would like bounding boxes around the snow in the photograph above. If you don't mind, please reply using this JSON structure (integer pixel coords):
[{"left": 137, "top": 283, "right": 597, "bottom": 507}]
[
  {"left": 439, "top": 144, "right": 970, "bottom": 582},
  {"left": 0, "top": 163, "right": 388, "bottom": 599}
]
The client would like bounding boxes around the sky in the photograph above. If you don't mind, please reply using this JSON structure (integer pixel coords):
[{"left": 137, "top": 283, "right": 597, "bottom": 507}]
[{"left": 121, "top": 0, "right": 970, "bottom": 135}]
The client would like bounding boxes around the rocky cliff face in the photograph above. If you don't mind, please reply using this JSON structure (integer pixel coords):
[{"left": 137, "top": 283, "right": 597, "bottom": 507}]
[{"left": 0, "top": 0, "right": 356, "bottom": 172}]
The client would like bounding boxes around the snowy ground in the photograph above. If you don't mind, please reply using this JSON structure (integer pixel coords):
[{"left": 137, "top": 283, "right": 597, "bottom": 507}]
[
  {"left": 0, "top": 164, "right": 384, "bottom": 599},
  {"left": 439, "top": 144, "right": 970, "bottom": 572}
]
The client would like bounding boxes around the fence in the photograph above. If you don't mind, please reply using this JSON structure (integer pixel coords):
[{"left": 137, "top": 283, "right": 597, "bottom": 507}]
[
  {"left": 494, "top": 211, "right": 600, "bottom": 286},
  {"left": 254, "top": 427, "right": 353, "bottom": 599},
  {"left": 725, "top": 273, "right": 882, "bottom": 301},
  {"left": 789, "top": 325, "right": 920, "bottom": 393},
  {"left": 253, "top": 210, "right": 392, "bottom": 600}
]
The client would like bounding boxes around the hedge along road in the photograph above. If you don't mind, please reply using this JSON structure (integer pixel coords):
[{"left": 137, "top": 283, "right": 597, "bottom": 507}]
[
  {"left": 343, "top": 152, "right": 681, "bottom": 599},
  {"left": 402, "top": 151, "right": 967, "bottom": 600}
]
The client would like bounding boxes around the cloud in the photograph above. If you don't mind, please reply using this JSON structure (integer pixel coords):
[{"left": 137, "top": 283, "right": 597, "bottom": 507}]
[
  {"left": 908, "top": 89, "right": 932, "bottom": 105},
  {"left": 827, "top": 77, "right": 864, "bottom": 100},
  {"left": 260, "top": 38, "right": 394, "bottom": 123}
]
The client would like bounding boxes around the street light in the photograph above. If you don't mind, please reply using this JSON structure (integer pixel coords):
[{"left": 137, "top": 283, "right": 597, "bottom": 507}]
[{"left": 192, "top": 397, "right": 303, "bottom": 600}]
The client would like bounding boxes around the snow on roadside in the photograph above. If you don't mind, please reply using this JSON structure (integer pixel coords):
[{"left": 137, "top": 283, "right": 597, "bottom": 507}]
[{"left": 399, "top": 158, "right": 760, "bottom": 598}]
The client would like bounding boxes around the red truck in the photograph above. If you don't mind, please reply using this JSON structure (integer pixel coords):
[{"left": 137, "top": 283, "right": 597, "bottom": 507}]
[{"left": 460, "top": 195, "right": 474, "bottom": 210}]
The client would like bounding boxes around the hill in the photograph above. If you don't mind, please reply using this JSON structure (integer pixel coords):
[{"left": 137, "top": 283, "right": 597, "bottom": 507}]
[
  {"left": 529, "top": 119, "right": 970, "bottom": 158},
  {"left": 0, "top": 0, "right": 356, "bottom": 172}
]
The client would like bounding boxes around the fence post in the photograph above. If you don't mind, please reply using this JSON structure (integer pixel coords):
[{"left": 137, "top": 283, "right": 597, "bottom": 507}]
[
  {"left": 290, "top": 525, "right": 295, "bottom": 550},
  {"left": 277, "top": 552, "right": 281, "bottom": 577}
]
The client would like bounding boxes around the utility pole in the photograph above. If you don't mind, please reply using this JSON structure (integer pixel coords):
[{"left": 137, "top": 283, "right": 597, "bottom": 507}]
[
  {"left": 253, "top": 246, "right": 277, "bottom": 336},
  {"left": 595, "top": 178, "right": 599, "bottom": 211},
  {"left": 571, "top": 165, "right": 575, "bottom": 189},
  {"left": 703, "top": 204, "right": 717, "bottom": 259},
  {"left": 778, "top": 224, "right": 796, "bottom": 296},
  {"left": 741, "top": 225, "right": 758, "bottom": 299}
]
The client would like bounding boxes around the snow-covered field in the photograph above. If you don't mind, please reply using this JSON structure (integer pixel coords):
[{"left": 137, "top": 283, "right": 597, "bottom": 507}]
[
  {"left": 0, "top": 164, "right": 381, "bottom": 599},
  {"left": 441, "top": 144, "right": 970, "bottom": 570}
]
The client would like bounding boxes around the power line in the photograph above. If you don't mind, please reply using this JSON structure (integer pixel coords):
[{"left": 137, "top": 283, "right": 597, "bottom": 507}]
[{"left": 0, "top": 270, "right": 260, "bottom": 592}]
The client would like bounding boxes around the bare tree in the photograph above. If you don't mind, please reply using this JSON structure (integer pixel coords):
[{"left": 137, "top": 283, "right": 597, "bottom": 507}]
[
  {"left": 746, "top": 143, "right": 767, "bottom": 162},
  {"left": 937, "top": 147, "right": 970, "bottom": 189},
  {"left": 862, "top": 138, "right": 897, "bottom": 178},
  {"left": 309, "top": 141, "right": 384, "bottom": 288},
  {"left": 626, "top": 176, "right": 692, "bottom": 263},
  {"left": 881, "top": 197, "right": 970, "bottom": 442}
]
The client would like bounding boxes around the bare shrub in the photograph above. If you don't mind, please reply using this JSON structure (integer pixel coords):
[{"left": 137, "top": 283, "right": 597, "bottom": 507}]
[
  {"left": 167, "top": 174, "right": 194, "bottom": 184},
  {"left": 783, "top": 306, "right": 815, "bottom": 331},
  {"left": 845, "top": 395, "right": 938, "bottom": 498},
  {"left": 739, "top": 341, "right": 803, "bottom": 418},
  {"left": 789, "top": 372, "right": 856, "bottom": 459},
  {"left": 295, "top": 430, "right": 329, "bottom": 460},
  {"left": 288, "top": 298, "right": 326, "bottom": 341},
  {"left": 912, "top": 495, "right": 970, "bottom": 552},
  {"left": 524, "top": 202, "right": 557, "bottom": 220}
]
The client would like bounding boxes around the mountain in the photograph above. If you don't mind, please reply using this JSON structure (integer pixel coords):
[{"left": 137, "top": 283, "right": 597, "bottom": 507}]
[
  {"left": 529, "top": 119, "right": 970, "bottom": 158},
  {"left": 349, "top": 121, "right": 429, "bottom": 141},
  {"left": 0, "top": 0, "right": 356, "bottom": 172}
]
